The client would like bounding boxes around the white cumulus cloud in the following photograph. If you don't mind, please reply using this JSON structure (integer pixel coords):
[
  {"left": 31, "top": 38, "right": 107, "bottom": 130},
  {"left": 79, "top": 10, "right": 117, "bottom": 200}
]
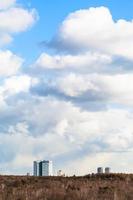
[
  {"left": 0, "top": 6, "right": 38, "bottom": 46},
  {"left": 53, "top": 6, "right": 133, "bottom": 60},
  {"left": 0, "top": 50, "right": 23, "bottom": 76},
  {"left": 35, "top": 52, "right": 112, "bottom": 71}
]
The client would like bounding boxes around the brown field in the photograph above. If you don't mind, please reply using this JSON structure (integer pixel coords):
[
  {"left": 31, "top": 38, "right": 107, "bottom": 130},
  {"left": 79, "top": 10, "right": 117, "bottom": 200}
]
[{"left": 0, "top": 174, "right": 133, "bottom": 200}]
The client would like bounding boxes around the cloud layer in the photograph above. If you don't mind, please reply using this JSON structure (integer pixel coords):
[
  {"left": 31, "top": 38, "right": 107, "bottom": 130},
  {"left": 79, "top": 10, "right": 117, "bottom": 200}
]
[
  {"left": 32, "top": 6, "right": 133, "bottom": 174},
  {"left": 0, "top": 5, "right": 133, "bottom": 175}
]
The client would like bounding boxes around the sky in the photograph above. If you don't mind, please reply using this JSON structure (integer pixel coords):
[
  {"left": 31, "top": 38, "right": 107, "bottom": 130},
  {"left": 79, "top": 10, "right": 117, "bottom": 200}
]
[{"left": 1, "top": 0, "right": 133, "bottom": 175}]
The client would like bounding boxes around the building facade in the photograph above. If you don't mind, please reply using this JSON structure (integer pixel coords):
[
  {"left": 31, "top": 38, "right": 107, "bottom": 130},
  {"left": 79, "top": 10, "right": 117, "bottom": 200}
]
[
  {"left": 33, "top": 160, "right": 53, "bottom": 176},
  {"left": 97, "top": 167, "right": 103, "bottom": 174},
  {"left": 33, "top": 161, "right": 40, "bottom": 176},
  {"left": 105, "top": 167, "right": 111, "bottom": 174}
]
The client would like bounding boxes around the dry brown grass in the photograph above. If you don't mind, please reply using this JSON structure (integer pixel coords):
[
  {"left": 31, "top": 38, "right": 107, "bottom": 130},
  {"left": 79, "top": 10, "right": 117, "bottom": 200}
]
[{"left": 0, "top": 174, "right": 132, "bottom": 200}]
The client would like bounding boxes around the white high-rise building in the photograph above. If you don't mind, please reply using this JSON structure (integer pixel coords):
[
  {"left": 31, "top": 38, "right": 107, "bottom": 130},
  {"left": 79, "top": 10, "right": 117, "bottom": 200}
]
[
  {"left": 33, "top": 161, "right": 40, "bottom": 176},
  {"left": 42, "top": 160, "right": 53, "bottom": 176},
  {"left": 33, "top": 160, "right": 53, "bottom": 176}
]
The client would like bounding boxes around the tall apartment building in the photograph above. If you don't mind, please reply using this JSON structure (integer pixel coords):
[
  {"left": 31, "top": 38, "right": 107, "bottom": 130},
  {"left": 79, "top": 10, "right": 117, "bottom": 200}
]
[
  {"left": 33, "top": 160, "right": 53, "bottom": 176},
  {"left": 33, "top": 161, "right": 40, "bottom": 176},
  {"left": 97, "top": 167, "right": 103, "bottom": 174}
]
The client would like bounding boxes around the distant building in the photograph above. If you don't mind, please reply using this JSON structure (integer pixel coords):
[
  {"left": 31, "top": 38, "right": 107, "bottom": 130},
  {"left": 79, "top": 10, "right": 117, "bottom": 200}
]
[
  {"left": 33, "top": 160, "right": 53, "bottom": 176},
  {"left": 33, "top": 161, "right": 40, "bottom": 176},
  {"left": 105, "top": 167, "right": 111, "bottom": 174},
  {"left": 57, "top": 170, "right": 65, "bottom": 177},
  {"left": 97, "top": 167, "right": 103, "bottom": 174}
]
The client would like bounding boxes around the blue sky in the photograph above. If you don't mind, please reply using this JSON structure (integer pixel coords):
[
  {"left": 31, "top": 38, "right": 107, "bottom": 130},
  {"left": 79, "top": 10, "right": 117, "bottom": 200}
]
[{"left": 1, "top": 0, "right": 133, "bottom": 175}]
